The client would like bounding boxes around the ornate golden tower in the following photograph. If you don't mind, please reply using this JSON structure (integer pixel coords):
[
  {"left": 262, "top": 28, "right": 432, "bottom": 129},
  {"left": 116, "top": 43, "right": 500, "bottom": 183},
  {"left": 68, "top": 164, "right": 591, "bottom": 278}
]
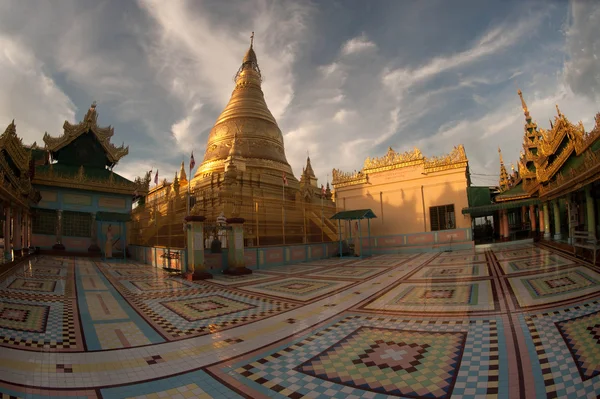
[
  {"left": 194, "top": 33, "right": 296, "bottom": 184},
  {"left": 185, "top": 34, "right": 336, "bottom": 246},
  {"left": 498, "top": 147, "right": 510, "bottom": 192}
]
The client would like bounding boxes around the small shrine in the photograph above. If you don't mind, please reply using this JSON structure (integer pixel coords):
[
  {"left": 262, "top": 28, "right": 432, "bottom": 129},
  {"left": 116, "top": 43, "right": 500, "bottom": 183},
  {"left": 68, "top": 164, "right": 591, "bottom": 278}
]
[{"left": 30, "top": 102, "right": 150, "bottom": 256}]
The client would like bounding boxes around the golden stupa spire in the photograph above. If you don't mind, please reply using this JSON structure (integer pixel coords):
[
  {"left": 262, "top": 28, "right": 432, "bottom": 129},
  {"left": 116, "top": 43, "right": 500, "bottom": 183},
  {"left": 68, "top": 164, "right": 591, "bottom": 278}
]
[
  {"left": 179, "top": 161, "right": 187, "bottom": 183},
  {"left": 498, "top": 147, "right": 510, "bottom": 192},
  {"left": 195, "top": 32, "right": 295, "bottom": 181},
  {"left": 517, "top": 89, "right": 530, "bottom": 120}
]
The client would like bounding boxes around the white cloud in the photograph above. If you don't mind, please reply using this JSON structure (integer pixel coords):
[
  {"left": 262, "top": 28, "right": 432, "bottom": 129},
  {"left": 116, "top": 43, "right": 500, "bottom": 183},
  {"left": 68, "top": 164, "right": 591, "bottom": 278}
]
[
  {"left": 563, "top": 0, "right": 600, "bottom": 100},
  {"left": 0, "top": 35, "right": 75, "bottom": 144},
  {"left": 341, "top": 34, "right": 377, "bottom": 55},
  {"left": 382, "top": 15, "right": 542, "bottom": 94}
]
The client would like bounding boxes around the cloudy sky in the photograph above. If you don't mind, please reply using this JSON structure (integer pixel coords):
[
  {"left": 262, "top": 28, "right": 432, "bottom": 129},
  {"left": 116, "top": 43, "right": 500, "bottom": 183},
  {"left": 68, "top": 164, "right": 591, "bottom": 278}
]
[{"left": 1, "top": 0, "right": 599, "bottom": 187}]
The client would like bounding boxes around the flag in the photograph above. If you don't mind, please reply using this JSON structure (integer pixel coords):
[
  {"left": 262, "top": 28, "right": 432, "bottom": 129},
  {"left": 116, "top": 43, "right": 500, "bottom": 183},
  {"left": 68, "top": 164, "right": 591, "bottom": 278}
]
[
  {"left": 282, "top": 172, "right": 288, "bottom": 186},
  {"left": 321, "top": 184, "right": 326, "bottom": 195},
  {"left": 189, "top": 152, "right": 195, "bottom": 171},
  {"left": 154, "top": 170, "right": 159, "bottom": 185}
]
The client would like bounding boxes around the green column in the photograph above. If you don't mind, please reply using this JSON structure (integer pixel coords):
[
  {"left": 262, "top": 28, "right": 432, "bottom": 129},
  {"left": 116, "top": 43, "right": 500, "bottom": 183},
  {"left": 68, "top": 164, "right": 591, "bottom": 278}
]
[
  {"left": 184, "top": 215, "right": 212, "bottom": 280},
  {"left": 586, "top": 186, "right": 596, "bottom": 236},
  {"left": 553, "top": 199, "right": 562, "bottom": 240},
  {"left": 224, "top": 218, "right": 252, "bottom": 276},
  {"left": 543, "top": 202, "right": 551, "bottom": 239}
]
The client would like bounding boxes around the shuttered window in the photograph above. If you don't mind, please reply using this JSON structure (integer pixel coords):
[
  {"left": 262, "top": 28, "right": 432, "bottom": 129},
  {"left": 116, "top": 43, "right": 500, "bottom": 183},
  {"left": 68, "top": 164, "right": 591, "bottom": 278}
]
[
  {"left": 62, "top": 211, "right": 91, "bottom": 238},
  {"left": 32, "top": 209, "right": 57, "bottom": 235},
  {"left": 429, "top": 204, "right": 455, "bottom": 231}
]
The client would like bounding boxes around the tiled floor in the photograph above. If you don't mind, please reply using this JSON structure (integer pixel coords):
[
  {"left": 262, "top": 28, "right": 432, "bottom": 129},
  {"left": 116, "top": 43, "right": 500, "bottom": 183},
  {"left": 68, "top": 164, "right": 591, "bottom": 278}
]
[{"left": 1, "top": 244, "right": 600, "bottom": 398}]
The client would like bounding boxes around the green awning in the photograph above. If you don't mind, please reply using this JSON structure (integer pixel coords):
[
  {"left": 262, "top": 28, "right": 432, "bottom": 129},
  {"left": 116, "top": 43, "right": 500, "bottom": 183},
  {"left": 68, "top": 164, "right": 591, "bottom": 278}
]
[
  {"left": 467, "top": 186, "right": 492, "bottom": 207},
  {"left": 331, "top": 209, "right": 377, "bottom": 220},
  {"left": 95, "top": 211, "right": 131, "bottom": 222},
  {"left": 462, "top": 198, "right": 540, "bottom": 215}
]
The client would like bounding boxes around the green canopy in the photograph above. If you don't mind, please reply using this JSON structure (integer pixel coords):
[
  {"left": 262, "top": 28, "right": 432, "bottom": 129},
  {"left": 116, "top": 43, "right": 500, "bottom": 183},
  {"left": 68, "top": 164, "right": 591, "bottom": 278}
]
[
  {"left": 95, "top": 211, "right": 131, "bottom": 222},
  {"left": 467, "top": 186, "right": 492, "bottom": 207},
  {"left": 331, "top": 209, "right": 377, "bottom": 220},
  {"left": 462, "top": 198, "right": 540, "bottom": 215}
]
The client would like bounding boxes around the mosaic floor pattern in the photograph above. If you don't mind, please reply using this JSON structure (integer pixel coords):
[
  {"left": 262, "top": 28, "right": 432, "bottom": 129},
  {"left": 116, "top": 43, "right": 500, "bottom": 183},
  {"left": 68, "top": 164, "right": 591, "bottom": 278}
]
[{"left": 0, "top": 243, "right": 599, "bottom": 398}]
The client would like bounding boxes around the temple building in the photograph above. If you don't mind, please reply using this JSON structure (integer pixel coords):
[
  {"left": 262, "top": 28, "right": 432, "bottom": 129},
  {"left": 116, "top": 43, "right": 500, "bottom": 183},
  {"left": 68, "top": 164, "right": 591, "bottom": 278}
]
[
  {"left": 0, "top": 121, "right": 41, "bottom": 259},
  {"left": 130, "top": 36, "right": 336, "bottom": 247},
  {"left": 332, "top": 145, "right": 471, "bottom": 237},
  {"left": 27, "top": 103, "right": 150, "bottom": 255},
  {"left": 463, "top": 89, "right": 600, "bottom": 244}
]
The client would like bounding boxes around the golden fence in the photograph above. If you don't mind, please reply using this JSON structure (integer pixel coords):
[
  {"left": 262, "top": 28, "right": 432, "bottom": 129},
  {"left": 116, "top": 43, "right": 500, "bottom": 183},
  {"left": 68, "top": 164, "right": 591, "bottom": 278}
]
[{"left": 129, "top": 190, "right": 338, "bottom": 248}]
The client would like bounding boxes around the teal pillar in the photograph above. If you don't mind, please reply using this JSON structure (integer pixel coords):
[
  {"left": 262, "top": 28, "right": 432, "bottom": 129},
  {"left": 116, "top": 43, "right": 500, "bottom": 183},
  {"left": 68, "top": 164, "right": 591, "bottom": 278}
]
[
  {"left": 224, "top": 218, "right": 252, "bottom": 275},
  {"left": 586, "top": 186, "right": 596, "bottom": 235},
  {"left": 184, "top": 215, "right": 212, "bottom": 280}
]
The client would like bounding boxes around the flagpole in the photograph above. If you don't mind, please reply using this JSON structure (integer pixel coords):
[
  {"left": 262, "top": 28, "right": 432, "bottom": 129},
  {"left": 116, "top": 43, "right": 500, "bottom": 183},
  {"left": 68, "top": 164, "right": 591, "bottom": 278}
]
[
  {"left": 321, "top": 190, "right": 324, "bottom": 242},
  {"left": 282, "top": 176, "right": 286, "bottom": 245}
]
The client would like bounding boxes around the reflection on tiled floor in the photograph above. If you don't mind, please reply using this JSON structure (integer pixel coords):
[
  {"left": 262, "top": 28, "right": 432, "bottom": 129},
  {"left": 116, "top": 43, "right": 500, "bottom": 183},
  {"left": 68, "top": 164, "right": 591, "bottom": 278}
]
[{"left": 0, "top": 243, "right": 600, "bottom": 397}]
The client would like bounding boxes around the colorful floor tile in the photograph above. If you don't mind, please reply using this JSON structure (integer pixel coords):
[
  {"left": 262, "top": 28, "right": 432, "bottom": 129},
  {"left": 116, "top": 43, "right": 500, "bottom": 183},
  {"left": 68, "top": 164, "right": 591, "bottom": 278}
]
[
  {"left": 498, "top": 253, "right": 575, "bottom": 274},
  {"left": 1, "top": 245, "right": 599, "bottom": 398},
  {"left": 361, "top": 280, "right": 495, "bottom": 313},
  {"left": 428, "top": 253, "right": 487, "bottom": 264},
  {"left": 508, "top": 266, "right": 600, "bottom": 308},
  {"left": 206, "top": 271, "right": 277, "bottom": 286},
  {"left": 307, "top": 266, "right": 388, "bottom": 279},
  {"left": 240, "top": 277, "right": 354, "bottom": 301},
  {"left": 208, "top": 314, "right": 503, "bottom": 399},
  {"left": 408, "top": 263, "right": 489, "bottom": 280}
]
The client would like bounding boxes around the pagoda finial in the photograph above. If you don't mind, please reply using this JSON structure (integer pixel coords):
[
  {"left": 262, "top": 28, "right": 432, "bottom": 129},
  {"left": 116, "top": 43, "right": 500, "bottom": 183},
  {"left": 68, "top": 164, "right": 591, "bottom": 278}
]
[
  {"left": 179, "top": 161, "right": 187, "bottom": 182},
  {"left": 498, "top": 147, "right": 510, "bottom": 192},
  {"left": 250, "top": 31, "right": 254, "bottom": 47},
  {"left": 91, "top": 100, "right": 97, "bottom": 109},
  {"left": 517, "top": 89, "right": 530, "bottom": 120}
]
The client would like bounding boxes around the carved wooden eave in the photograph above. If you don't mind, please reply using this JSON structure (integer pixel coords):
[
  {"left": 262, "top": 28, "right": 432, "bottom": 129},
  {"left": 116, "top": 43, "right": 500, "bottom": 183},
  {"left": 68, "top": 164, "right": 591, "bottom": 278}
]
[
  {"left": 42, "top": 103, "right": 129, "bottom": 164},
  {"left": 0, "top": 120, "right": 31, "bottom": 172},
  {"left": 0, "top": 152, "right": 38, "bottom": 208},
  {"left": 332, "top": 145, "right": 468, "bottom": 188},
  {"left": 539, "top": 149, "right": 600, "bottom": 200},
  {"left": 496, "top": 193, "right": 532, "bottom": 203},
  {"left": 33, "top": 169, "right": 137, "bottom": 196}
]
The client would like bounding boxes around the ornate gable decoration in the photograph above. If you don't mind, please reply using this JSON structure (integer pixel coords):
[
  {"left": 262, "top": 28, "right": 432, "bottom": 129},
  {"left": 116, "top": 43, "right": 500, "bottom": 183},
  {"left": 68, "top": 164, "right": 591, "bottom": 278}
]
[
  {"left": 42, "top": 102, "right": 129, "bottom": 164},
  {"left": 0, "top": 120, "right": 30, "bottom": 172},
  {"left": 332, "top": 145, "right": 468, "bottom": 188}
]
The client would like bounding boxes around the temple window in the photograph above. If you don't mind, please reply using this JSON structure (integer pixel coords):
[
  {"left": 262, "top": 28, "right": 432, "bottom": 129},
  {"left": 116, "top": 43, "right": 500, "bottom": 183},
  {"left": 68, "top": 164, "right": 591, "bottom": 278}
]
[
  {"left": 429, "top": 204, "right": 455, "bottom": 231},
  {"left": 62, "top": 211, "right": 92, "bottom": 238},
  {"left": 32, "top": 209, "right": 57, "bottom": 235}
]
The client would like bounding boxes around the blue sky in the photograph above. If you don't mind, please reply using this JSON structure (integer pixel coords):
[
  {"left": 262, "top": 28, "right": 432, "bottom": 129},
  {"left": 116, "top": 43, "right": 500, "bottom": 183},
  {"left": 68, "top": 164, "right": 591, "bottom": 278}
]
[{"left": 1, "top": 0, "right": 599, "bottom": 187}]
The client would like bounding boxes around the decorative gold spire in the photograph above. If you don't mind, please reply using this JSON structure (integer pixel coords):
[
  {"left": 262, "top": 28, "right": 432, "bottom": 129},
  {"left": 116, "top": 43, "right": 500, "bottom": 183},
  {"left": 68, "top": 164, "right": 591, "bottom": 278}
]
[
  {"left": 195, "top": 33, "right": 294, "bottom": 180},
  {"left": 498, "top": 147, "right": 510, "bottom": 192},
  {"left": 179, "top": 161, "right": 187, "bottom": 183},
  {"left": 229, "top": 132, "right": 242, "bottom": 158},
  {"left": 556, "top": 104, "right": 562, "bottom": 118},
  {"left": 304, "top": 155, "right": 316, "bottom": 177},
  {"left": 517, "top": 89, "right": 530, "bottom": 120}
]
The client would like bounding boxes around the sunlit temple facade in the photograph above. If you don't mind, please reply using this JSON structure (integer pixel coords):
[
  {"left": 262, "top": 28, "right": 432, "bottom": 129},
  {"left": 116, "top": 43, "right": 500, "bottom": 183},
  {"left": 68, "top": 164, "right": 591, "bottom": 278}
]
[
  {"left": 131, "top": 38, "right": 336, "bottom": 248},
  {"left": 464, "top": 89, "right": 600, "bottom": 246},
  {"left": 1, "top": 105, "right": 150, "bottom": 258},
  {"left": 0, "top": 121, "right": 40, "bottom": 259},
  {"left": 332, "top": 145, "right": 471, "bottom": 238}
]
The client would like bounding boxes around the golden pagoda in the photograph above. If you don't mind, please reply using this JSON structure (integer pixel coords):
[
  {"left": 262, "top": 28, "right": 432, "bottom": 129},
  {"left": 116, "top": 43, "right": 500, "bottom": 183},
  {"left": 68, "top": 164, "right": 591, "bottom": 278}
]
[
  {"left": 132, "top": 34, "right": 337, "bottom": 247},
  {"left": 194, "top": 33, "right": 296, "bottom": 183}
]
